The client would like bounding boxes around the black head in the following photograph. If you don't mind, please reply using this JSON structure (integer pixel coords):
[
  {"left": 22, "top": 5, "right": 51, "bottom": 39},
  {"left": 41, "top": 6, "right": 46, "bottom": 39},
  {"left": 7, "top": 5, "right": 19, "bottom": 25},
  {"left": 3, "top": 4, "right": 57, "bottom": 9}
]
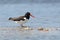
[
  {"left": 24, "top": 12, "right": 35, "bottom": 19},
  {"left": 25, "top": 12, "right": 30, "bottom": 16},
  {"left": 24, "top": 12, "right": 31, "bottom": 19}
]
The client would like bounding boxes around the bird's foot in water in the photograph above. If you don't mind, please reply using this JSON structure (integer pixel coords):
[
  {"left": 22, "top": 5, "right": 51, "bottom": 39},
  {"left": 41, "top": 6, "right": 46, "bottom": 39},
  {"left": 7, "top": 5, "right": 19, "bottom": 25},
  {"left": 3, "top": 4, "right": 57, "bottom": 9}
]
[{"left": 21, "top": 25, "right": 28, "bottom": 28}]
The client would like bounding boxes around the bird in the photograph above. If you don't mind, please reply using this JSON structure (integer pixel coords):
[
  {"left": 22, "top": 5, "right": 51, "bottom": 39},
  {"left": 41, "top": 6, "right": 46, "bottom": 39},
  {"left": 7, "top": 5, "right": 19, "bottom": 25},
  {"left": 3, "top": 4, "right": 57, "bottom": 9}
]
[{"left": 8, "top": 12, "right": 35, "bottom": 27}]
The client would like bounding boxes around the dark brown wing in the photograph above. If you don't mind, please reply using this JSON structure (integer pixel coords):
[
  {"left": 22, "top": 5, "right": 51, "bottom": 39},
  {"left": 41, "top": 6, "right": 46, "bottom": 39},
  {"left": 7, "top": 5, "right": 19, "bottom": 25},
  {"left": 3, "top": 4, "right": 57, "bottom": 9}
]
[{"left": 11, "top": 16, "right": 25, "bottom": 21}]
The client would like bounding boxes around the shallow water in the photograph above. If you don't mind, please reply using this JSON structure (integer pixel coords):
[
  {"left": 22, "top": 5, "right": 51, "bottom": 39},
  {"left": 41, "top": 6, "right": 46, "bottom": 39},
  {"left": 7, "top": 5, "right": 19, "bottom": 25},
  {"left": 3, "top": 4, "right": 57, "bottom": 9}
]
[
  {"left": 0, "top": 3, "right": 60, "bottom": 40},
  {"left": 0, "top": 27, "right": 60, "bottom": 40},
  {"left": 0, "top": 3, "right": 60, "bottom": 27}
]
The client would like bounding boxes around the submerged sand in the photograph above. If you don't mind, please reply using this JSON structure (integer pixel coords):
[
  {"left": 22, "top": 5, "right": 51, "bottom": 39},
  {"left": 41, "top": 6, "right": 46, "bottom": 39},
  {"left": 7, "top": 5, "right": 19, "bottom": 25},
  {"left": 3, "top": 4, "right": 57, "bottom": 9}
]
[
  {"left": 0, "top": 27, "right": 60, "bottom": 40},
  {"left": 0, "top": 27, "right": 60, "bottom": 32}
]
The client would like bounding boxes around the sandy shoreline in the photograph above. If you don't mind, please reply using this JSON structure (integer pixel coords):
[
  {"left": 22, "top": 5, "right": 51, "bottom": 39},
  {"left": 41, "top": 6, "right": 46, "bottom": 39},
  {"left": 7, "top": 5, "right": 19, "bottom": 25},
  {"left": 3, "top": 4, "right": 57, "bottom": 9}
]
[{"left": 0, "top": 27, "right": 60, "bottom": 31}]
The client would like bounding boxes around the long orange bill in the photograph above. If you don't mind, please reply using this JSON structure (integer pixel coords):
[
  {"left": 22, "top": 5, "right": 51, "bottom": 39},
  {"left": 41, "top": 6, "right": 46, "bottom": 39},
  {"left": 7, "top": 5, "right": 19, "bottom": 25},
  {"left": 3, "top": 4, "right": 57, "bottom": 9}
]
[{"left": 30, "top": 14, "right": 35, "bottom": 18}]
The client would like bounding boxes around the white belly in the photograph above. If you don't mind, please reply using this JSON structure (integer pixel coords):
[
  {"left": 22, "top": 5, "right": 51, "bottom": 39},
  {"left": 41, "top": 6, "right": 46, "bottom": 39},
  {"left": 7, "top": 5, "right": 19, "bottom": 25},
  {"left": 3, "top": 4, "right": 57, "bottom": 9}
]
[{"left": 15, "top": 19, "right": 28, "bottom": 24}]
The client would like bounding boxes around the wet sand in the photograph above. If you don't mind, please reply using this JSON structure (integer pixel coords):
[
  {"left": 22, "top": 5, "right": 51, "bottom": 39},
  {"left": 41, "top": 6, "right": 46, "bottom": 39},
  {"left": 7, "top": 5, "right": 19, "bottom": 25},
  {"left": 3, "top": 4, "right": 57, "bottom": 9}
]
[
  {"left": 0, "top": 27, "right": 60, "bottom": 40},
  {"left": 0, "top": 27, "right": 60, "bottom": 32}
]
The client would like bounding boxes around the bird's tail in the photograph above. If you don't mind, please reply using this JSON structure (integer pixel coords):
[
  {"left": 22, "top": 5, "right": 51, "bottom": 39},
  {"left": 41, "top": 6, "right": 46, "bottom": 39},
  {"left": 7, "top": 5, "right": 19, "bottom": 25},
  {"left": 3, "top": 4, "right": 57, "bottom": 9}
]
[{"left": 8, "top": 17, "right": 12, "bottom": 20}]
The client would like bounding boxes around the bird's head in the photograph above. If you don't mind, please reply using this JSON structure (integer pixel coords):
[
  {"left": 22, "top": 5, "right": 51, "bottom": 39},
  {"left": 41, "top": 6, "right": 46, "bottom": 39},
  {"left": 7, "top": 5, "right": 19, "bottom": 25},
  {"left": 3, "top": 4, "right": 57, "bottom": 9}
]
[{"left": 25, "top": 12, "right": 35, "bottom": 18}]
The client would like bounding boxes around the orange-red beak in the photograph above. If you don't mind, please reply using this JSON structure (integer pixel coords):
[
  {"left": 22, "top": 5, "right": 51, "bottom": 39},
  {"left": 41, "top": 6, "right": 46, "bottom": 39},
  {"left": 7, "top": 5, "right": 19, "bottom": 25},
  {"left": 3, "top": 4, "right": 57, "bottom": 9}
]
[{"left": 30, "top": 14, "right": 35, "bottom": 18}]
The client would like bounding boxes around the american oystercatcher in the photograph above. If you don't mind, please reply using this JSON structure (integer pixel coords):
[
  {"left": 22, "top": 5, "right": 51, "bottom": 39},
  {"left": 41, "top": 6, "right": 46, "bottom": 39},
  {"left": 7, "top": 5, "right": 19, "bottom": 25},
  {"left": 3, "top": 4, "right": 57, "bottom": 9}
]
[{"left": 9, "top": 12, "right": 35, "bottom": 27}]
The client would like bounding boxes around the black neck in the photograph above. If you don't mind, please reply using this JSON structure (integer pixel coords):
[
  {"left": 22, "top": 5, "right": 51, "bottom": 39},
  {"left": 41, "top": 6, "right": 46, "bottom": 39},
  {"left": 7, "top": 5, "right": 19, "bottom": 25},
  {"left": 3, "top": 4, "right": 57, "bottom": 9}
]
[{"left": 25, "top": 15, "right": 30, "bottom": 19}]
